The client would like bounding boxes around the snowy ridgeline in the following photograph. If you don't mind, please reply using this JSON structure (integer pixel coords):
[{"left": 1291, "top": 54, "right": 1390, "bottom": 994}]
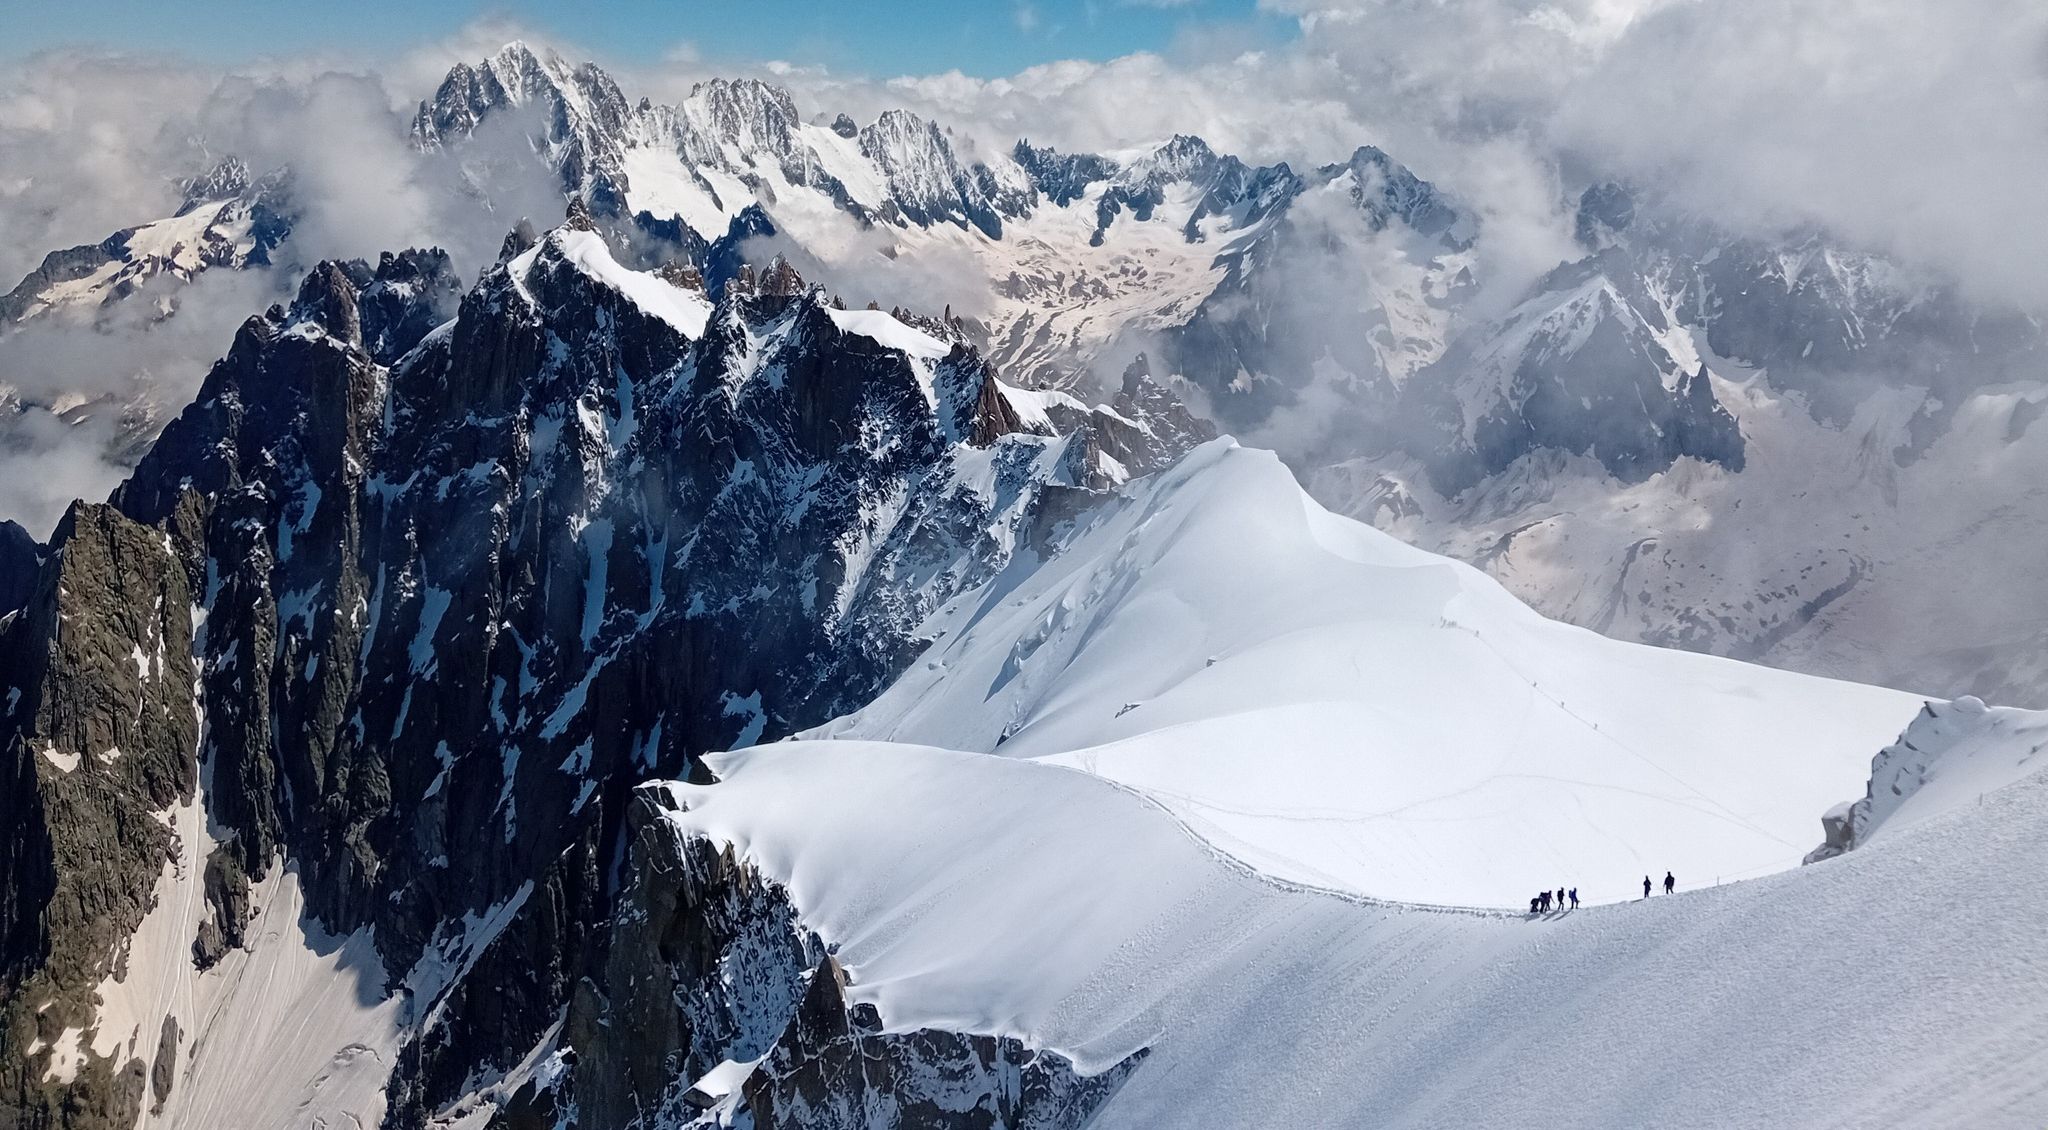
[
  {"left": 660, "top": 736, "right": 2048, "bottom": 1129},
  {"left": 1808, "top": 694, "right": 2048, "bottom": 861},
  {"left": 809, "top": 440, "right": 1923, "bottom": 907},
  {"left": 637, "top": 439, "right": 2048, "bottom": 1126}
]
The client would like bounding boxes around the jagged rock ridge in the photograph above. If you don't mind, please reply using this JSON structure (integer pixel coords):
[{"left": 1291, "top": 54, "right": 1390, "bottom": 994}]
[{"left": 0, "top": 214, "right": 1204, "bottom": 1127}]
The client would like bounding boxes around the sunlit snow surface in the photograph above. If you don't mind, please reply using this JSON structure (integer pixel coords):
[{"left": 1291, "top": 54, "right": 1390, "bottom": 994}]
[
  {"left": 810, "top": 439, "right": 1921, "bottom": 906},
  {"left": 504, "top": 228, "right": 712, "bottom": 338},
  {"left": 656, "top": 439, "right": 2048, "bottom": 1124},
  {"left": 664, "top": 733, "right": 2048, "bottom": 1129}
]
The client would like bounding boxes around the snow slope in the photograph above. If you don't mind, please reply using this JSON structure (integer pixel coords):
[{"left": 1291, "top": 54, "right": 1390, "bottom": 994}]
[
  {"left": 663, "top": 733, "right": 2048, "bottom": 1128},
  {"left": 544, "top": 228, "right": 711, "bottom": 337},
  {"left": 812, "top": 439, "right": 1922, "bottom": 906}
]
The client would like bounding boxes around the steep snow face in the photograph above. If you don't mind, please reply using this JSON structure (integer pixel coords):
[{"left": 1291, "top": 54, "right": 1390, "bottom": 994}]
[
  {"left": 858, "top": 110, "right": 1009, "bottom": 237},
  {"left": 825, "top": 307, "right": 949, "bottom": 359},
  {"left": 815, "top": 440, "right": 1921, "bottom": 906},
  {"left": 515, "top": 227, "right": 711, "bottom": 336},
  {"left": 661, "top": 734, "right": 2048, "bottom": 1129}
]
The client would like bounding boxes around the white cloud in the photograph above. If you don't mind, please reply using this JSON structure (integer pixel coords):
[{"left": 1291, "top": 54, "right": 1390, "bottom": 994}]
[
  {"left": 1266, "top": 0, "right": 2048, "bottom": 304},
  {"left": 0, "top": 267, "right": 283, "bottom": 537},
  {"left": 1556, "top": 0, "right": 2048, "bottom": 304}
]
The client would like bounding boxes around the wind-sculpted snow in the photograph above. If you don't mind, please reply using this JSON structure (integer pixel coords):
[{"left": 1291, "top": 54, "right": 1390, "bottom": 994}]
[
  {"left": 657, "top": 734, "right": 2048, "bottom": 1128},
  {"left": 1807, "top": 694, "right": 2048, "bottom": 861},
  {"left": 816, "top": 439, "right": 1922, "bottom": 906}
]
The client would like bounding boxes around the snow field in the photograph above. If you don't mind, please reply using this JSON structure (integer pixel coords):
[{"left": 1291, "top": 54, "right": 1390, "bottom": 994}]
[
  {"left": 667, "top": 734, "right": 2048, "bottom": 1128},
  {"left": 816, "top": 439, "right": 1924, "bottom": 907}
]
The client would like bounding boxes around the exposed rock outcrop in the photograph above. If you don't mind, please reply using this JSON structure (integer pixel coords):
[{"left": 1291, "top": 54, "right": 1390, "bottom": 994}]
[
  {"left": 0, "top": 219, "right": 1201, "bottom": 1127},
  {"left": 520, "top": 785, "right": 1145, "bottom": 1130}
]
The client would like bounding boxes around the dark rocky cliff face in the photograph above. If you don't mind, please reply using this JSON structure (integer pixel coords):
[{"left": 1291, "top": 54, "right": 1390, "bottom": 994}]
[
  {"left": 1412, "top": 251, "right": 1747, "bottom": 495},
  {"left": 466, "top": 786, "right": 1145, "bottom": 1130},
  {"left": 0, "top": 501, "right": 201, "bottom": 1129},
  {"left": 0, "top": 219, "right": 1197, "bottom": 1128},
  {"left": 0, "top": 522, "right": 41, "bottom": 616}
]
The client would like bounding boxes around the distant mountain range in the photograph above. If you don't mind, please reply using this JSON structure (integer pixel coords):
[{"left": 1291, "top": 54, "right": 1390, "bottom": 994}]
[{"left": 7, "top": 38, "right": 2048, "bottom": 708}]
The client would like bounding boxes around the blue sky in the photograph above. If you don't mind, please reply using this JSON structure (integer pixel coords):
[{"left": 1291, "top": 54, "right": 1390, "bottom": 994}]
[{"left": 3, "top": 1, "right": 1288, "bottom": 77}]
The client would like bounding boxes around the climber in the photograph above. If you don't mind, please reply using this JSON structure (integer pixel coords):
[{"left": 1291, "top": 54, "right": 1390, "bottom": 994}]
[
  {"left": 1643, "top": 875, "right": 1653, "bottom": 898},
  {"left": 1664, "top": 871, "right": 1676, "bottom": 895},
  {"left": 1568, "top": 888, "right": 1579, "bottom": 909}
]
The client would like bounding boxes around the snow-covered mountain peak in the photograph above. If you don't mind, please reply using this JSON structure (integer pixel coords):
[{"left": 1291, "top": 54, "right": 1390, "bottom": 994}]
[
  {"left": 174, "top": 154, "right": 263, "bottom": 216},
  {"left": 679, "top": 76, "right": 805, "bottom": 155},
  {"left": 417, "top": 39, "right": 624, "bottom": 137},
  {"left": 1115, "top": 133, "right": 1221, "bottom": 186},
  {"left": 0, "top": 166, "right": 293, "bottom": 329},
  {"left": 1320, "top": 144, "right": 1468, "bottom": 245},
  {"left": 1011, "top": 139, "right": 1115, "bottom": 206},
  {"left": 859, "top": 109, "right": 1014, "bottom": 237},
  {"left": 478, "top": 38, "right": 560, "bottom": 95},
  {"left": 411, "top": 42, "right": 634, "bottom": 218},
  {"left": 502, "top": 220, "right": 714, "bottom": 338}
]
